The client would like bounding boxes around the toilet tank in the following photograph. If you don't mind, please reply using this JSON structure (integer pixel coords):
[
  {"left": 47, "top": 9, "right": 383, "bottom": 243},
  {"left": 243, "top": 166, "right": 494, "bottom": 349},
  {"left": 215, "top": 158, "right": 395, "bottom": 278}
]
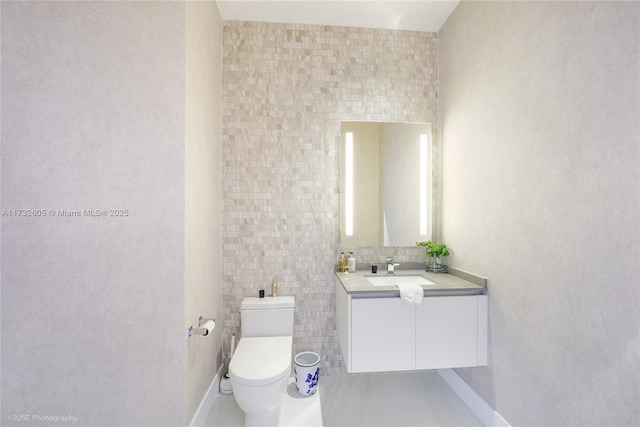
[{"left": 240, "top": 296, "right": 295, "bottom": 337}]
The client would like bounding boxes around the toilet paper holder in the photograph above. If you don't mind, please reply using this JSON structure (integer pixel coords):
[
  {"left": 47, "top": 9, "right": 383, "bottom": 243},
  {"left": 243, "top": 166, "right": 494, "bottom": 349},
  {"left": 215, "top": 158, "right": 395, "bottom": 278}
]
[{"left": 188, "top": 316, "right": 215, "bottom": 337}]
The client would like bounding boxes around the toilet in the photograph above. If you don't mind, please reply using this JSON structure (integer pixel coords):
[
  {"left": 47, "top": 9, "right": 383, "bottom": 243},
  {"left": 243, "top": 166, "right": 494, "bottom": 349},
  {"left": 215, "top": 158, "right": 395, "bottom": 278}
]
[{"left": 229, "top": 296, "right": 295, "bottom": 426}]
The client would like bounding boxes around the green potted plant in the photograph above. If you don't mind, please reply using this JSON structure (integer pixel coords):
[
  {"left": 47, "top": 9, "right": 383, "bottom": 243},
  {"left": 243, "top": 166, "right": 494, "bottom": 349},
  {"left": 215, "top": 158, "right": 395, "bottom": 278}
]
[{"left": 416, "top": 241, "right": 450, "bottom": 273}]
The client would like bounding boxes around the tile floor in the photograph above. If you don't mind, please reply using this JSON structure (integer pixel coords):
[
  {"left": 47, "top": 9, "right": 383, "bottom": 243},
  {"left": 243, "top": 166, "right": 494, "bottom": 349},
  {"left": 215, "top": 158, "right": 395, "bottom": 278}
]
[
  {"left": 204, "top": 370, "right": 483, "bottom": 427},
  {"left": 205, "top": 377, "right": 322, "bottom": 427}
]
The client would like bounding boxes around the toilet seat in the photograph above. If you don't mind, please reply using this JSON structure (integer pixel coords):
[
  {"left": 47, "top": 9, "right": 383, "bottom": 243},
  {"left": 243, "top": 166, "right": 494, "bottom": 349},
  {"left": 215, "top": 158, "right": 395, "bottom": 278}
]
[{"left": 229, "top": 336, "right": 292, "bottom": 387}]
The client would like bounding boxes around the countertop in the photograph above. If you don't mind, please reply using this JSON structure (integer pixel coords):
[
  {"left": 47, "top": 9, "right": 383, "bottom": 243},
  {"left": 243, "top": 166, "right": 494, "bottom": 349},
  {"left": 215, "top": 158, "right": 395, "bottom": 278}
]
[{"left": 335, "top": 267, "right": 486, "bottom": 298}]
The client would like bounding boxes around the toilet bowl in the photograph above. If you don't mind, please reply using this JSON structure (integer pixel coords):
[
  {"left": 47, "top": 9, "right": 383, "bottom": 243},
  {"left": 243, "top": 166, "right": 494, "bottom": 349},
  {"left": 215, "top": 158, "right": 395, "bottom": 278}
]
[
  {"left": 228, "top": 296, "right": 295, "bottom": 427},
  {"left": 229, "top": 336, "right": 292, "bottom": 426}
]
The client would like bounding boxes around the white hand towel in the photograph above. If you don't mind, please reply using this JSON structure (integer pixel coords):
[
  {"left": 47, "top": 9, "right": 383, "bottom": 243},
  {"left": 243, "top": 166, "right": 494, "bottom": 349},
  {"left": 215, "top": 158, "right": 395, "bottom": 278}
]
[{"left": 396, "top": 283, "right": 424, "bottom": 305}]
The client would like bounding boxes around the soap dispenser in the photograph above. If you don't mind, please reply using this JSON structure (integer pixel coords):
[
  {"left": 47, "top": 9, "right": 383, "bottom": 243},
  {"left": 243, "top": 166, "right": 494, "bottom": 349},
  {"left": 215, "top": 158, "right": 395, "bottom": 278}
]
[
  {"left": 272, "top": 278, "right": 278, "bottom": 297},
  {"left": 338, "top": 252, "right": 347, "bottom": 272},
  {"left": 347, "top": 251, "right": 356, "bottom": 273}
]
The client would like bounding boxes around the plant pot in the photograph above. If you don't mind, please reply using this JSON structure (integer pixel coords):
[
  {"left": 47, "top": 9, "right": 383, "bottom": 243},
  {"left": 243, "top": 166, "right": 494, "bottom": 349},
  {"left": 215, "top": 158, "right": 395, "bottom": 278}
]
[{"left": 426, "top": 255, "right": 448, "bottom": 273}]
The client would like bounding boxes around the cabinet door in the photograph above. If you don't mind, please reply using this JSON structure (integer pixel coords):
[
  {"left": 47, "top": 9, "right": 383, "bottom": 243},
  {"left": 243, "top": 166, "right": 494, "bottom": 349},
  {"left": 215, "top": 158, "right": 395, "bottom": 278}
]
[
  {"left": 415, "top": 296, "right": 478, "bottom": 369},
  {"left": 351, "top": 298, "right": 415, "bottom": 373}
]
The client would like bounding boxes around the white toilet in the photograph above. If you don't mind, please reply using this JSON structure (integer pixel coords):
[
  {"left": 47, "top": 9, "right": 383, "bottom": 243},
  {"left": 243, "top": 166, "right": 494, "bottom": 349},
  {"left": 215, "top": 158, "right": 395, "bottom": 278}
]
[{"left": 229, "top": 296, "right": 295, "bottom": 426}]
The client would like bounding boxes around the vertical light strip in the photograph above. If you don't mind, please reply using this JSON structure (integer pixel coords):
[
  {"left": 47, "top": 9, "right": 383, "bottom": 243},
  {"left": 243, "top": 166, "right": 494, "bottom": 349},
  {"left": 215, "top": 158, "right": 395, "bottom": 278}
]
[
  {"left": 345, "top": 132, "right": 354, "bottom": 236},
  {"left": 419, "top": 134, "right": 428, "bottom": 236}
]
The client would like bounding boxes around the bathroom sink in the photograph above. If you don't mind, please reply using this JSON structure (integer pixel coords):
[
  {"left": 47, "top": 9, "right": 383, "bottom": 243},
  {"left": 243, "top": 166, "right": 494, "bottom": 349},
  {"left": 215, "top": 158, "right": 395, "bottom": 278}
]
[{"left": 365, "top": 275, "right": 435, "bottom": 287}]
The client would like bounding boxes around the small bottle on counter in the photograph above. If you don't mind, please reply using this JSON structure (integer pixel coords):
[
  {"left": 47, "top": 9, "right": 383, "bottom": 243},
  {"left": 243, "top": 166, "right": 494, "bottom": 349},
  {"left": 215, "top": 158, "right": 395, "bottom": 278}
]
[
  {"left": 347, "top": 251, "right": 356, "bottom": 273},
  {"left": 338, "top": 252, "right": 347, "bottom": 272},
  {"left": 272, "top": 278, "right": 278, "bottom": 297}
]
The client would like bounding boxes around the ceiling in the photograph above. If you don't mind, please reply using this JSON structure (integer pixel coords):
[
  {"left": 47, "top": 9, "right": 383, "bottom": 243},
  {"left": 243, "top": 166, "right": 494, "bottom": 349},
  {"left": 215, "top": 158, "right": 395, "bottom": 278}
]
[{"left": 216, "top": 1, "right": 460, "bottom": 33}]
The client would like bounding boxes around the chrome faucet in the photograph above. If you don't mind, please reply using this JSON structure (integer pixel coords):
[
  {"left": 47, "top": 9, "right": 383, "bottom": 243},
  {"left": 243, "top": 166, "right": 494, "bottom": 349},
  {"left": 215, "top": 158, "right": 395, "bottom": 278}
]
[{"left": 386, "top": 257, "right": 400, "bottom": 273}]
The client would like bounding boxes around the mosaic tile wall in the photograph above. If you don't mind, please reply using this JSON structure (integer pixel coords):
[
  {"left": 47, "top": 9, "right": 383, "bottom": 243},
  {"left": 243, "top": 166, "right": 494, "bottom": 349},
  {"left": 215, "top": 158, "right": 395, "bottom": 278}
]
[{"left": 222, "top": 21, "right": 438, "bottom": 374}]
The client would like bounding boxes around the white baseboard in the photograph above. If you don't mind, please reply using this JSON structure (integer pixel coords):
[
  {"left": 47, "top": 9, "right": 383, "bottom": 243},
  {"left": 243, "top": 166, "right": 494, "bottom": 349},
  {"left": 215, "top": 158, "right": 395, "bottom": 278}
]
[
  {"left": 190, "top": 365, "right": 224, "bottom": 427},
  {"left": 493, "top": 410, "right": 511, "bottom": 427},
  {"left": 437, "top": 368, "right": 510, "bottom": 427}
]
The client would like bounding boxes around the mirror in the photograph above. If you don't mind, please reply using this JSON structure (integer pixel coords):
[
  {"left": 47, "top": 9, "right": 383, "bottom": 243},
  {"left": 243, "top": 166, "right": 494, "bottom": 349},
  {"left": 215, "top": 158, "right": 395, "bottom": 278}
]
[{"left": 340, "top": 121, "right": 437, "bottom": 247}]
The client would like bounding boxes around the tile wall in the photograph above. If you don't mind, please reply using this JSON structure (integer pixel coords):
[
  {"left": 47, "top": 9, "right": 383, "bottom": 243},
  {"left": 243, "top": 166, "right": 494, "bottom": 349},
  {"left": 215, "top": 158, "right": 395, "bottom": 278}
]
[{"left": 222, "top": 21, "right": 437, "bottom": 374}]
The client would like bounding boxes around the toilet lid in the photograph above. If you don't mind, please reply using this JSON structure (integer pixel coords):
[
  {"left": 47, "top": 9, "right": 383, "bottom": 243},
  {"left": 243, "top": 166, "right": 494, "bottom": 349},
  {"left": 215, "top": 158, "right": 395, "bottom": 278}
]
[{"left": 229, "top": 336, "right": 292, "bottom": 387}]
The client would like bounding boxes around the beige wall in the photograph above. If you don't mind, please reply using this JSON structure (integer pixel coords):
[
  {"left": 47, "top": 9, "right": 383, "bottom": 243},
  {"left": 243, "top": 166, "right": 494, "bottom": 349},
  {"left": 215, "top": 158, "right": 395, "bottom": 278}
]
[
  {"left": 439, "top": 1, "right": 639, "bottom": 425},
  {"left": 185, "top": 1, "right": 223, "bottom": 421},
  {"left": 1, "top": 1, "right": 222, "bottom": 425},
  {"left": 222, "top": 22, "right": 438, "bottom": 374}
]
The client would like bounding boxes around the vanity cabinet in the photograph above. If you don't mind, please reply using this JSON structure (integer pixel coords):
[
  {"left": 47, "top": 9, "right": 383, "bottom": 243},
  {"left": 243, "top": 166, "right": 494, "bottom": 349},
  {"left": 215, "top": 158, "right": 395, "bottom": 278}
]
[
  {"left": 415, "top": 295, "right": 487, "bottom": 369},
  {"left": 336, "top": 281, "right": 488, "bottom": 373},
  {"left": 351, "top": 297, "right": 415, "bottom": 372}
]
